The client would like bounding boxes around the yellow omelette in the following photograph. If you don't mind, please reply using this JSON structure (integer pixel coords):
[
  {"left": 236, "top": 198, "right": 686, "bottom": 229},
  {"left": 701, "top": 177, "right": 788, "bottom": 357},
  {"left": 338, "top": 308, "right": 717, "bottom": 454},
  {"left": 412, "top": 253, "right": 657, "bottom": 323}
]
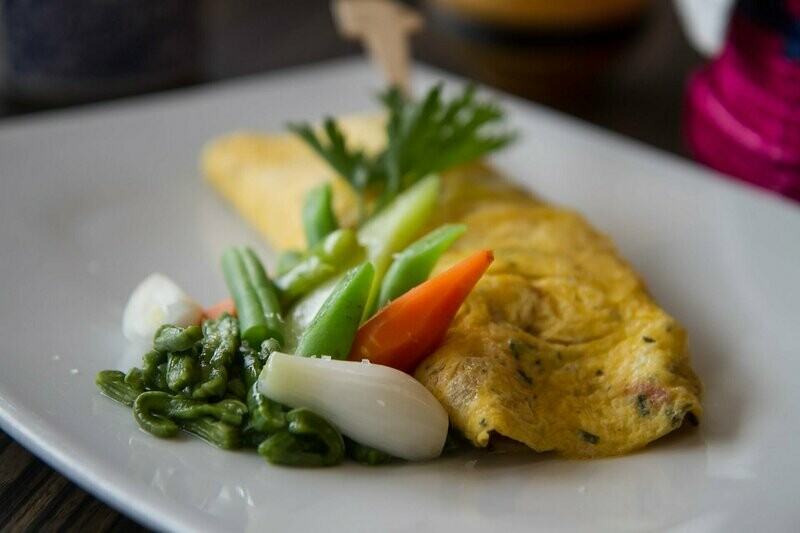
[{"left": 201, "top": 115, "right": 703, "bottom": 459}]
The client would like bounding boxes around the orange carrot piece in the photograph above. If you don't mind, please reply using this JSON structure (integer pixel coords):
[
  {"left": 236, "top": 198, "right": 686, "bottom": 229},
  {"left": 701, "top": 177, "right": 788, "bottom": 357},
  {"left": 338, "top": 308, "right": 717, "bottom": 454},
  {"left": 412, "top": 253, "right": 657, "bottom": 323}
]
[
  {"left": 203, "top": 297, "right": 237, "bottom": 320},
  {"left": 348, "top": 249, "right": 494, "bottom": 373}
]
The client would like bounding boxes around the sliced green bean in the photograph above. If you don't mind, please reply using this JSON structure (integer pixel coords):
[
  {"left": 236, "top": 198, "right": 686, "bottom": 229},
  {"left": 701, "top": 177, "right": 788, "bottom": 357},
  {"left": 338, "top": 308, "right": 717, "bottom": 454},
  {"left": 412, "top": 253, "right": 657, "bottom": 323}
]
[
  {"left": 240, "top": 343, "right": 263, "bottom": 390},
  {"left": 192, "top": 315, "right": 239, "bottom": 400},
  {"left": 240, "top": 423, "right": 269, "bottom": 449},
  {"left": 133, "top": 392, "right": 179, "bottom": 438},
  {"left": 257, "top": 408, "right": 344, "bottom": 467},
  {"left": 141, "top": 350, "right": 167, "bottom": 391},
  {"left": 124, "top": 367, "right": 145, "bottom": 391},
  {"left": 134, "top": 391, "right": 247, "bottom": 437},
  {"left": 247, "top": 385, "right": 287, "bottom": 434},
  {"left": 345, "top": 437, "right": 394, "bottom": 466},
  {"left": 153, "top": 324, "right": 202, "bottom": 353},
  {"left": 302, "top": 183, "right": 339, "bottom": 248},
  {"left": 375, "top": 223, "right": 466, "bottom": 312},
  {"left": 295, "top": 262, "right": 374, "bottom": 359},
  {"left": 96, "top": 370, "right": 142, "bottom": 407},
  {"left": 169, "top": 398, "right": 248, "bottom": 426},
  {"left": 180, "top": 417, "right": 241, "bottom": 449},
  {"left": 166, "top": 350, "right": 198, "bottom": 393}
]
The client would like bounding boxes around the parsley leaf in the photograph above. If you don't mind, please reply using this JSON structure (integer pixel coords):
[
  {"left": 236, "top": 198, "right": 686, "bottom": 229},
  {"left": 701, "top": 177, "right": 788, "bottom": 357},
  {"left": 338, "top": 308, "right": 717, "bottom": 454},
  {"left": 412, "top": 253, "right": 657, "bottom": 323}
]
[{"left": 288, "top": 83, "right": 515, "bottom": 222}]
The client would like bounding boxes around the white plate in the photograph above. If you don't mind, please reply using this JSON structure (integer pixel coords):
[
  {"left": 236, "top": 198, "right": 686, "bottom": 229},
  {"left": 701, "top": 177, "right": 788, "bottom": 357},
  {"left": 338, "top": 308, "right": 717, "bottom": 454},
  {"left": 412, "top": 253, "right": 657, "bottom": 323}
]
[{"left": 2, "top": 58, "right": 799, "bottom": 533}]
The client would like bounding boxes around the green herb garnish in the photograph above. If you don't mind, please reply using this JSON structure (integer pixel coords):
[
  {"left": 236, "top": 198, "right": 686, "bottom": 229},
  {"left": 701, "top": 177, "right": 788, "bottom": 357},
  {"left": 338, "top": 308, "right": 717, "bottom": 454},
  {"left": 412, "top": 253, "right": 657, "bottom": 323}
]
[{"left": 289, "top": 83, "right": 515, "bottom": 222}]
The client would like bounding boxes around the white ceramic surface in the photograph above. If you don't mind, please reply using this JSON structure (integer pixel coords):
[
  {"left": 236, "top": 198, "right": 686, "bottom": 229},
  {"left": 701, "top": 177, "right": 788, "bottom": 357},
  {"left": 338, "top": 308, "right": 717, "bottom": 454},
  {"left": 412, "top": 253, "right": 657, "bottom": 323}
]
[{"left": 2, "top": 59, "right": 800, "bottom": 533}]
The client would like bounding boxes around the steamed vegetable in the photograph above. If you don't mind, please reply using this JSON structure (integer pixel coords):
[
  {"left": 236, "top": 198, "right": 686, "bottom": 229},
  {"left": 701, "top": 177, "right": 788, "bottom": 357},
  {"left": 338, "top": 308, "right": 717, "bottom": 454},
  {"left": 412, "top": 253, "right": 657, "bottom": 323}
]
[
  {"left": 290, "top": 84, "right": 514, "bottom": 221},
  {"left": 295, "top": 263, "right": 374, "bottom": 359},
  {"left": 349, "top": 249, "right": 494, "bottom": 373},
  {"left": 133, "top": 391, "right": 246, "bottom": 448},
  {"left": 284, "top": 175, "right": 440, "bottom": 349},
  {"left": 302, "top": 183, "right": 339, "bottom": 248},
  {"left": 122, "top": 273, "right": 203, "bottom": 346},
  {"left": 192, "top": 314, "right": 239, "bottom": 400},
  {"left": 258, "top": 352, "right": 449, "bottom": 461},
  {"left": 257, "top": 407, "right": 345, "bottom": 467},
  {"left": 221, "top": 246, "right": 284, "bottom": 347},
  {"left": 358, "top": 174, "right": 441, "bottom": 318},
  {"left": 374, "top": 223, "right": 466, "bottom": 312},
  {"left": 275, "top": 229, "right": 363, "bottom": 306}
]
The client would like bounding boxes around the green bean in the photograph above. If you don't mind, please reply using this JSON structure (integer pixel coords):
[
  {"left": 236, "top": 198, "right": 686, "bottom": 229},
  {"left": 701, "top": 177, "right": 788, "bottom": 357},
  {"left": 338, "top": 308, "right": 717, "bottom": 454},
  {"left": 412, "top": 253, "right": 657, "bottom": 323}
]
[
  {"left": 166, "top": 350, "right": 198, "bottom": 393},
  {"left": 275, "top": 229, "right": 362, "bottom": 305},
  {"left": 276, "top": 257, "right": 337, "bottom": 305},
  {"left": 96, "top": 370, "right": 142, "bottom": 407},
  {"left": 226, "top": 378, "right": 247, "bottom": 401},
  {"left": 345, "top": 437, "right": 394, "bottom": 466},
  {"left": 133, "top": 392, "right": 179, "bottom": 437},
  {"left": 169, "top": 398, "right": 248, "bottom": 425},
  {"left": 240, "top": 423, "right": 269, "bottom": 449},
  {"left": 179, "top": 417, "right": 241, "bottom": 450},
  {"left": 240, "top": 247, "right": 284, "bottom": 344},
  {"left": 375, "top": 223, "right": 466, "bottom": 312},
  {"left": 295, "top": 262, "right": 374, "bottom": 359},
  {"left": 302, "top": 183, "right": 339, "bottom": 248},
  {"left": 276, "top": 250, "right": 304, "bottom": 276},
  {"left": 247, "top": 385, "right": 287, "bottom": 434},
  {"left": 134, "top": 391, "right": 247, "bottom": 437},
  {"left": 240, "top": 343, "right": 263, "bottom": 391},
  {"left": 124, "top": 367, "right": 145, "bottom": 391},
  {"left": 221, "top": 247, "right": 284, "bottom": 347},
  {"left": 141, "top": 350, "right": 167, "bottom": 391},
  {"left": 153, "top": 324, "right": 203, "bottom": 353},
  {"left": 156, "top": 363, "right": 169, "bottom": 391},
  {"left": 260, "top": 338, "right": 281, "bottom": 361},
  {"left": 192, "top": 315, "right": 239, "bottom": 400},
  {"left": 257, "top": 408, "right": 344, "bottom": 467}
]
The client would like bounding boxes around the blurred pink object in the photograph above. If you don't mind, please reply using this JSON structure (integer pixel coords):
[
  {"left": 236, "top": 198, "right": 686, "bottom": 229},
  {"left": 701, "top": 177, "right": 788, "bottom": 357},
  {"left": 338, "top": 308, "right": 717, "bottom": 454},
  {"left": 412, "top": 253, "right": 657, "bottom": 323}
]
[{"left": 685, "top": 0, "right": 800, "bottom": 201}]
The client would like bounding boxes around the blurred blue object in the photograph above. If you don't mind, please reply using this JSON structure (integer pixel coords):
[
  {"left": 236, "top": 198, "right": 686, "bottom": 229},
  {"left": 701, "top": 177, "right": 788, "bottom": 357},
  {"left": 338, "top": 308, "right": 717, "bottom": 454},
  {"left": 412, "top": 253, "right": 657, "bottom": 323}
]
[{"left": 2, "top": 0, "right": 199, "bottom": 104}]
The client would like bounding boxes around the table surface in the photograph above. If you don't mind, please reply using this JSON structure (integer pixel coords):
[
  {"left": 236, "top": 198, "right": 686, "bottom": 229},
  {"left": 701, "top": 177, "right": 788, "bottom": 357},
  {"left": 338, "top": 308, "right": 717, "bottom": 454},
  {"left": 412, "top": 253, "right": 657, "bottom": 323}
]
[{"left": 0, "top": 1, "right": 704, "bottom": 531}]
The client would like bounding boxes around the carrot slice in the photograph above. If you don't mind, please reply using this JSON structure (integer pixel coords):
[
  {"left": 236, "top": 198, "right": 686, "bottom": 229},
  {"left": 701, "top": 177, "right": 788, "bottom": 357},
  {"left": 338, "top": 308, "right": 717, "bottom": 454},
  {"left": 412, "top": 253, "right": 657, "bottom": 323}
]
[
  {"left": 348, "top": 249, "right": 494, "bottom": 373},
  {"left": 203, "top": 297, "right": 237, "bottom": 320}
]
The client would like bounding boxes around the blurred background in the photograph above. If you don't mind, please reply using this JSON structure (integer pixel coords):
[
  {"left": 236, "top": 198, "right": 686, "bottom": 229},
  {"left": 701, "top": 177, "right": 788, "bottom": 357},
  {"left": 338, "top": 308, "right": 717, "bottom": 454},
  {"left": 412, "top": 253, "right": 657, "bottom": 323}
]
[
  {"left": 0, "top": 0, "right": 711, "bottom": 156},
  {"left": 4, "top": 0, "right": 800, "bottom": 530}
]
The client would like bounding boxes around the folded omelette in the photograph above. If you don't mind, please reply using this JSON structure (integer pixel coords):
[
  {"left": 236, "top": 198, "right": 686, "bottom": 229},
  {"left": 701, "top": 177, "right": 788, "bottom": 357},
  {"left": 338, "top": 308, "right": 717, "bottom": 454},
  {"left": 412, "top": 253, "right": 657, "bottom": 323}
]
[{"left": 202, "top": 116, "right": 703, "bottom": 459}]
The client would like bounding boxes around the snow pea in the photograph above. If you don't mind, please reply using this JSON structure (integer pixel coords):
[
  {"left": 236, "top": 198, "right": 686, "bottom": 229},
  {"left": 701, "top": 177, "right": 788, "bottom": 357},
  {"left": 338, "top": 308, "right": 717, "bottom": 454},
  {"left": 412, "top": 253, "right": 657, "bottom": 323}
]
[
  {"left": 302, "top": 182, "right": 339, "bottom": 248},
  {"left": 295, "top": 262, "right": 374, "bottom": 359},
  {"left": 374, "top": 223, "right": 466, "bottom": 312},
  {"left": 275, "top": 228, "right": 363, "bottom": 306}
]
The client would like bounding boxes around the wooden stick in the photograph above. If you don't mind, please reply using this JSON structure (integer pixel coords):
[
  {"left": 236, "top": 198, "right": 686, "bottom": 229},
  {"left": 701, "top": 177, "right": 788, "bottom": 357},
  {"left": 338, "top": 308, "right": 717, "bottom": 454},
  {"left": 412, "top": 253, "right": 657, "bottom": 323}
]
[{"left": 333, "top": 0, "right": 423, "bottom": 96}]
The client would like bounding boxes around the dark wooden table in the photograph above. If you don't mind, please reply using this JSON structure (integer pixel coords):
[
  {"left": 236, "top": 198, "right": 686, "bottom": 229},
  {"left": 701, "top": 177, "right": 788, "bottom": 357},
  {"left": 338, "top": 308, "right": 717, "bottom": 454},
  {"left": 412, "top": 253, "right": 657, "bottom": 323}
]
[{"left": 0, "top": 1, "right": 703, "bottom": 531}]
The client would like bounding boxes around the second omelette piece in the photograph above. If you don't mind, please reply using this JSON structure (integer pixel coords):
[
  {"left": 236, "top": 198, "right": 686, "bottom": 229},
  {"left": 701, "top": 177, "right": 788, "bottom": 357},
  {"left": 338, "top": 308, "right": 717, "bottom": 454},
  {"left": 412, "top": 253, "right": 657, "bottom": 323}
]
[{"left": 202, "top": 115, "right": 703, "bottom": 459}]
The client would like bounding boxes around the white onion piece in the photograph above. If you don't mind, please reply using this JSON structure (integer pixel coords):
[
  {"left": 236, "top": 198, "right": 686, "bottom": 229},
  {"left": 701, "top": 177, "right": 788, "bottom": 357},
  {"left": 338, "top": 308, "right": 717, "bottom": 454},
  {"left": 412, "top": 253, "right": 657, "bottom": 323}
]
[
  {"left": 122, "top": 273, "right": 203, "bottom": 346},
  {"left": 258, "top": 352, "right": 449, "bottom": 461}
]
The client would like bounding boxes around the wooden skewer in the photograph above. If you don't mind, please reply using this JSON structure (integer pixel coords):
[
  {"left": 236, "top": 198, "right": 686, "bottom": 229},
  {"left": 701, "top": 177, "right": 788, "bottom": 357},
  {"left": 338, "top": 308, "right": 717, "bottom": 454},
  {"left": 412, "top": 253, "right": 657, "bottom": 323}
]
[{"left": 333, "top": 0, "right": 423, "bottom": 96}]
